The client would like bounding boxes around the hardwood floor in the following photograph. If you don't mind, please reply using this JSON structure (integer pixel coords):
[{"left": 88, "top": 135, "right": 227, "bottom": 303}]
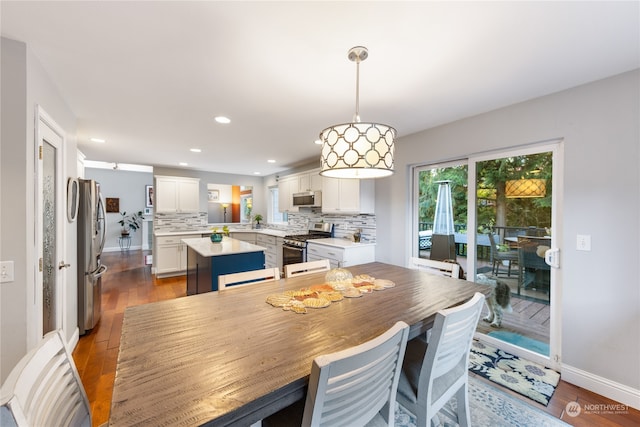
[{"left": 73, "top": 250, "right": 640, "bottom": 427}]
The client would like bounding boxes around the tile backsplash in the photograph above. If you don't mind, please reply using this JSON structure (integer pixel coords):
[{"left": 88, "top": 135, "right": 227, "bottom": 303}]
[{"left": 154, "top": 210, "right": 376, "bottom": 243}]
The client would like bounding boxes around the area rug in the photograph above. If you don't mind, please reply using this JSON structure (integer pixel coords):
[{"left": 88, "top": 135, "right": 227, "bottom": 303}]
[
  {"left": 488, "top": 330, "right": 550, "bottom": 356},
  {"left": 393, "top": 375, "right": 569, "bottom": 427},
  {"left": 468, "top": 340, "right": 560, "bottom": 406}
]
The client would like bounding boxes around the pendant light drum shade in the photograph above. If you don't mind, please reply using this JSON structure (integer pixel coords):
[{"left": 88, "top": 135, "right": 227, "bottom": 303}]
[
  {"left": 319, "top": 46, "right": 396, "bottom": 179},
  {"left": 320, "top": 122, "right": 395, "bottom": 178}
]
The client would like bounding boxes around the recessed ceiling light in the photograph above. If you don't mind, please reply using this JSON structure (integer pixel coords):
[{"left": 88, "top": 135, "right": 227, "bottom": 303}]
[
  {"left": 90, "top": 138, "right": 106, "bottom": 143},
  {"left": 179, "top": 162, "right": 188, "bottom": 166},
  {"left": 267, "top": 159, "right": 276, "bottom": 163},
  {"left": 214, "top": 116, "right": 231, "bottom": 124},
  {"left": 314, "top": 139, "right": 322, "bottom": 145},
  {"left": 190, "top": 148, "right": 202, "bottom": 153},
  {"left": 253, "top": 172, "right": 261, "bottom": 175}
]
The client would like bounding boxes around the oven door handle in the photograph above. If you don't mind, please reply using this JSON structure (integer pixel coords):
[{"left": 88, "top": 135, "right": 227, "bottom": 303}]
[{"left": 284, "top": 245, "right": 305, "bottom": 252}]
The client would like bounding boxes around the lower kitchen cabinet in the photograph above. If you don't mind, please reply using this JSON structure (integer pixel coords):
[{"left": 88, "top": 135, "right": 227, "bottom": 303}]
[
  {"left": 155, "top": 235, "right": 190, "bottom": 277},
  {"left": 256, "top": 233, "right": 283, "bottom": 272},
  {"left": 306, "top": 240, "right": 375, "bottom": 269}
]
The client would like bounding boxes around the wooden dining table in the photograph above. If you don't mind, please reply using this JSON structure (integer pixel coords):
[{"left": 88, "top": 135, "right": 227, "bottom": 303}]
[{"left": 109, "top": 262, "right": 488, "bottom": 427}]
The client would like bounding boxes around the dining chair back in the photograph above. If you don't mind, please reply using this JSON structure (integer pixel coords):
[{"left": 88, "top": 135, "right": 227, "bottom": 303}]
[
  {"left": 284, "top": 259, "right": 331, "bottom": 278},
  {"left": 408, "top": 257, "right": 462, "bottom": 279},
  {"left": 0, "top": 330, "right": 91, "bottom": 427},
  {"left": 218, "top": 267, "right": 280, "bottom": 290},
  {"left": 396, "top": 292, "right": 485, "bottom": 427},
  {"left": 302, "top": 321, "right": 410, "bottom": 427}
]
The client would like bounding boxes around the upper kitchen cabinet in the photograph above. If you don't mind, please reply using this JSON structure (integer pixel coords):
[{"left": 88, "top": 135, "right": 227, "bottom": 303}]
[
  {"left": 321, "top": 177, "right": 375, "bottom": 214},
  {"left": 278, "top": 169, "right": 322, "bottom": 213},
  {"left": 297, "top": 169, "right": 322, "bottom": 192},
  {"left": 155, "top": 176, "right": 200, "bottom": 213}
]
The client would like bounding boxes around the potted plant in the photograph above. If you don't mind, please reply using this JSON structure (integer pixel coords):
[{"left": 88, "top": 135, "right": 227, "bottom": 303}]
[
  {"left": 253, "top": 213, "right": 263, "bottom": 229},
  {"left": 118, "top": 211, "right": 143, "bottom": 236},
  {"left": 210, "top": 227, "right": 223, "bottom": 243}
]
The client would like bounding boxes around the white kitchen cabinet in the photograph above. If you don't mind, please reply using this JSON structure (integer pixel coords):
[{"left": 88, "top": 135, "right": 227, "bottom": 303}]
[
  {"left": 306, "top": 240, "right": 375, "bottom": 268},
  {"left": 297, "top": 169, "right": 322, "bottom": 192},
  {"left": 155, "top": 176, "right": 200, "bottom": 213},
  {"left": 229, "top": 232, "right": 256, "bottom": 244},
  {"left": 278, "top": 169, "right": 322, "bottom": 213},
  {"left": 321, "top": 177, "right": 375, "bottom": 214},
  {"left": 277, "top": 176, "right": 299, "bottom": 213},
  {"left": 256, "top": 234, "right": 282, "bottom": 271},
  {"left": 155, "top": 234, "right": 190, "bottom": 277}
]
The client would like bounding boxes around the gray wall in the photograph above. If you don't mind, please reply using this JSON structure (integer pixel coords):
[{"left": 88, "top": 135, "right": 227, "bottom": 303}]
[
  {"left": 85, "top": 168, "right": 153, "bottom": 251},
  {"left": 375, "top": 70, "right": 640, "bottom": 394},
  {"left": 1, "top": 37, "right": 79, "bottom": 382}
]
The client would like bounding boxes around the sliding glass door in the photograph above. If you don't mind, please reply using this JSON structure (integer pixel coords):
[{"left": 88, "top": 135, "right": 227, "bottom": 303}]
[{"left": 414, "top": 141, "right": 563, "bottom": 369}]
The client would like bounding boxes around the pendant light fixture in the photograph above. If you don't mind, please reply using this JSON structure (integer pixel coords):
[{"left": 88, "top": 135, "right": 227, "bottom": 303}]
[{"left": 319, "top": 46, "right": 396, "bottom": 179}]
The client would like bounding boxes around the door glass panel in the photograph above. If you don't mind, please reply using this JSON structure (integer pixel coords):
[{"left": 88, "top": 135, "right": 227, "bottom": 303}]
[
  {"left": 42, "top": 140, "right": 57, "bottom": 334},
  {"left": 417, "top": 163, "right": 468, "bottom": 264},
  {"left": 475, "top": 152, "right": 553, "bottom": 355}
]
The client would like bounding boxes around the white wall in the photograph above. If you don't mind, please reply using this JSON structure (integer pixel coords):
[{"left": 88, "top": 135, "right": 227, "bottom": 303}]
[
  {"left": 376, "top": 70, "right": 640, "bottom": 403},
  {"left": 1, "top": 37, "right": 78, "bottom": 382},
  {"left": 85, "top": 168, "right": 153, "bottom": 251}
]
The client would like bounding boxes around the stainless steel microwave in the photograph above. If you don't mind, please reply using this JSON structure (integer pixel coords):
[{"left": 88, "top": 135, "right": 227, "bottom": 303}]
[{"left": 292, "top": 191, "right": 322, "bottom": 207}]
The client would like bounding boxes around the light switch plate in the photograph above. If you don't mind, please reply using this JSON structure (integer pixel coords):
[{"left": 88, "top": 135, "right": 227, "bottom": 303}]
[
  {"left": 0, "top": 261, "right": 15, "bottom": 283},
  {"left": 576, "top": 234, "right": 591, "bottom": 251}
]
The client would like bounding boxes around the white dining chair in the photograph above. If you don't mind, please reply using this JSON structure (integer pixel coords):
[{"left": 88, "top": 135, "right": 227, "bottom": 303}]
[
  {"left": 396, "top": 292, "right": 485, "bottom": 427},
  {"left": 218, "top": 267, "right": 280, "bottom": 290},
  {"left": 284, "top": 259, "right": 331, "bottom": 278},
  {"left": 302, "top": 321, "right": 410, "bottom": 427},
  {"left": 0, "top": 329, "right": 92, "bottom": 427},
  {"left": 408, "top": 257, "right": 462, "bottom": 279}
]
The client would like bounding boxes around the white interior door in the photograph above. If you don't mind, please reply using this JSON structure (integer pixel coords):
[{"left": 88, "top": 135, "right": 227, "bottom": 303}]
[{"left": 32, "top": 106, "right": 68, "bottom": 343}]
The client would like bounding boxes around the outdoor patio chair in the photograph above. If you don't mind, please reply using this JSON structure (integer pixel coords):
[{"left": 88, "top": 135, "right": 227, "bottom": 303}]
[
  {"left": 488, "top": 233, "right": 518, "bottom": 277},
  {"left": 0, "top": 330, "right": 92, "bottom": 427},
  {"left": 396, "top": 292, "right": 485, "bottom": 427}
]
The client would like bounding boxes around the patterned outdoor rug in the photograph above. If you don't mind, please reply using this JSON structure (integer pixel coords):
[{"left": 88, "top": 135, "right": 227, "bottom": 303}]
[
  {"left": 468, "top": 340, "right": 560, "bottom": 406},
  {"left": 393, "top": 375, "right": 569, "bottom": 426}
]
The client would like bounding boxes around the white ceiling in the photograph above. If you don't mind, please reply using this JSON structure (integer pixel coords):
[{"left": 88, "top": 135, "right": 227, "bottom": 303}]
[{"left": 2, "top": 1, "right": 638, "bottom": 176}]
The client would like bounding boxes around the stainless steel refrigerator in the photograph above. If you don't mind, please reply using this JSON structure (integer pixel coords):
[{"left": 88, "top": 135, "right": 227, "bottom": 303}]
[{"left": 77, "top": 179, "right": 108, "bottom": 335}]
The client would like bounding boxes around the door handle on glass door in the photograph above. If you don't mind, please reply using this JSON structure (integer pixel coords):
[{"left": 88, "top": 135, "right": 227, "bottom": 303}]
[{"left": 58, "top": 261, "right": 71, "bottom": 270}]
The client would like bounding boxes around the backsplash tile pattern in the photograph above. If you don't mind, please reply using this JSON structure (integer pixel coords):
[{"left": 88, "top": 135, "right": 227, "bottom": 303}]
[
  {"left": 154, "top": 212, "right": 208, "bottom": 232},
  {"left": 154, "top": 211, "right": 376, "bottom": 243}
]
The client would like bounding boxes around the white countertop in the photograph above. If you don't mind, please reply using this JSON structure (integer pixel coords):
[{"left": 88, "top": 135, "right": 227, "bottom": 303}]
[
  {"left": 307, "top": 238, "right": 376, "bottom": 249},
  {"left": 182, "top": 237, "right": 267, "bottom": 257},
  {"left": 228, "top": 228, "right": 289, "bottom": 237},
  {"left": 156, "top": 228, "right": 290, "bottom": 238},
  {"left": 154, "top": 229, "right": 212, "bottom": 237}
]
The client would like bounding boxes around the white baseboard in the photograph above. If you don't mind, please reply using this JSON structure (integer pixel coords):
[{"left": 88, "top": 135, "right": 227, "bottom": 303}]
[
  {"left": 103, "top": 244, "right": 143, "bottom": 252},
  {"left": 68, "top": 327, "right": 79, "bottom": 352},
  {"left": 562, "top": 363, "right": 640, "bottom": 410}
]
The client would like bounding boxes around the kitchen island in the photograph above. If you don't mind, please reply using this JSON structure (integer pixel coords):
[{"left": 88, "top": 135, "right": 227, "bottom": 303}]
[{"left": 183, "top": 236, "right": 266, "bottom": 294}]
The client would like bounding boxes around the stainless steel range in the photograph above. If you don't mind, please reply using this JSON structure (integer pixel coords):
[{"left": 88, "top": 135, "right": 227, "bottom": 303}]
[{"left": 282, "top": 223, "right": 334, "bottom": 266}]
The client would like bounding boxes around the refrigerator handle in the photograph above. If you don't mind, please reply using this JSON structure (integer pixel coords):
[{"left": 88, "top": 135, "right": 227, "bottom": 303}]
[
  {"left": 90, "top": 264, "right": 108, "bottom": 279},
  {"left": 97, "top": 195, "right": 107, "bottom": 255}
]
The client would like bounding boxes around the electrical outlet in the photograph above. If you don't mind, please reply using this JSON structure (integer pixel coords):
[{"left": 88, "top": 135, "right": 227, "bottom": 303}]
[
  {"left": 0, "top": 261, "right": 15, "bottom": 283},
  {"left": 576, "top": 234, "right": 591, "bottom": 251}
]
